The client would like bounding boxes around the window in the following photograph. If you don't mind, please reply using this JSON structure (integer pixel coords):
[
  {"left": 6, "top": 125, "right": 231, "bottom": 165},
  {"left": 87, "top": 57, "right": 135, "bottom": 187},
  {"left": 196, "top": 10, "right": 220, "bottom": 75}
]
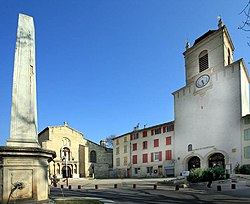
[
  {"left": 166, "top": 150, "right": 172, "bottom": 160},
  {"left": 244, "top": 129, "right": 250, "bottom": 140},
  {"left": 124, "top": 136, "right": 128, "bottom": 142},
  {"left": 151, "top": 128, "right": 161, "bottom": 136},
  {"left": 199, "top": 50, "right": 209, "bottom": 72},
  {"left": 133, "top": 143, "right": 137, "bottom": 151},
  {"left": 154, "top": 152, "right": 159, "bottom": 161},
  {"left": 61, "top": 147, "right": 70, "bottom": 161},
  {"left": 143, "top": 153, "right": 148, "bottom": 163},
  {"left": 143, "top": 131, "right": 147, "bottom": 137},
  {"left": 116, "top": 139, "right": 119, "bottom": 145},
  {"left": 124, "top": 145, "right": 128, "bottom": 153},
  {"left": 163, "top": 127, "right": 166, "bottom": 133},
  {"left": 166, "top": 137, "right": 171, "bottom": 145},
  {"left": 228, "top": 48, "right": 231, "bottom": 65},
  {"left": 245, "top": 117, "right": 250, "bottom": 124},
  {"left": 147, "top": 166, "right": 153, "bottom": 174},
  {"left": 244, "top": 146, "right": 250, "bottom": 159},
  {"left": 167, "top": 124, "right": 174, "bottom": 132},
  {"left": 130, "top": 133, "right": 139, "bottom": 140},
  {"left": 155, "top": 128, "right": 161, "bottom": 135},
  {"left": 62, "top": 137, "right": 71, "bottom": 147},
  {"left": 116, "top": 158, "right": 120, "bottom": 166},
  {"left": 154, "top": 139, "right": 159, "bottom": 147},
  {"left": 143, "top": 141, "right": 148, "bottom": 149},
  {"left": 124, "top": 156, "right": 128, "bottom": 166},
  {"left": 135, "top": 168, "right": 140, "bottom": 174},
  {"left": 132, "top": 155, "right": 137, "bottom": 164},
  {"left": 90, "top": 150, "right": 96, "bottom": 163},
  {"left": 116, "top": 147, "right": 120, "bottom": 155},
  {"left": 188, "top": 144, "right": 193, "bottom": 151}
]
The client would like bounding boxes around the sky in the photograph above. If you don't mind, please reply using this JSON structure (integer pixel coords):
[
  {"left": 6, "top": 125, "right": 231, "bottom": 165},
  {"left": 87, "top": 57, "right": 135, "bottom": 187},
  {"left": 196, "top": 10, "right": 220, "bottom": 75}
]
[{"left": 0, "top": 0, "right": 249, "bottom": 146}]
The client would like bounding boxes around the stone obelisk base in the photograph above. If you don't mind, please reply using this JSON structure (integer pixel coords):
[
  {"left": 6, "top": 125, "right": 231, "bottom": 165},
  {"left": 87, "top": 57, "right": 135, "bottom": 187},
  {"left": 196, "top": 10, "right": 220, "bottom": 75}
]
[{"left": 0, "top": 146, "right": 56, "bottom": 204}]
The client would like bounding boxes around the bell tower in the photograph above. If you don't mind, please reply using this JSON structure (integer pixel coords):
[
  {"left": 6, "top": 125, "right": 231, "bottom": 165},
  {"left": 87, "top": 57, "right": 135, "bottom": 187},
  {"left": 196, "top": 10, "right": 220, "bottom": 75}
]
[{"left": 183, "top": 18, "right": 234, "bottom": 86}]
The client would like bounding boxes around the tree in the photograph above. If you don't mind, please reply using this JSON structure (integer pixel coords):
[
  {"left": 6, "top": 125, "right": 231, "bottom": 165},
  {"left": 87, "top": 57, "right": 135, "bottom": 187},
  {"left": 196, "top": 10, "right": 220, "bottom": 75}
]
[
  {"left": 105, "top": 134, "right": 115, "bottom": 148},
  {"left": 239, "top": 0, "right": 250, "bottom": 45}
]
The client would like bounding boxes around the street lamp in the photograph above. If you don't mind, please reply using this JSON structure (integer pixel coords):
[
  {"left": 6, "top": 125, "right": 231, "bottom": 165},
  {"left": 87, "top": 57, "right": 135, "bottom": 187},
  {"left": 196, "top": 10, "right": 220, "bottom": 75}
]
[{"left": 62, "top": 150, "right": 69, "bottom": 187}]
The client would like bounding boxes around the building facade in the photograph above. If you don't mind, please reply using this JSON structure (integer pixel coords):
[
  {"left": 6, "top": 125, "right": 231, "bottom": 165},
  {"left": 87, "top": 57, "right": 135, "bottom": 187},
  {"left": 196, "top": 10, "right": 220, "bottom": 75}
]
[
  {"left": 113, "top": 122, "right": 174, "bottom": 178},
  {"left": 113, "top": 19, "right": 250, "bottom": 178},
  {"left": 38, "top": 122, "right": 113, "bottom": 179},
  {"left": 173, "top": 20, "right": 249, "bottom": 176}
]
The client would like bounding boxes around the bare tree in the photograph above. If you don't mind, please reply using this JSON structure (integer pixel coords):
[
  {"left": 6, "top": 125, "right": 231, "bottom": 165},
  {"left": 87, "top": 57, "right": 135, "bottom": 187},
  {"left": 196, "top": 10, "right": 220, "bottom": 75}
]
[
  {"left": 239, "top": 0, "right": 250, "bottom": 45},
  {"left": 105, "top": 134, "right": 115, "bottom": 148}
]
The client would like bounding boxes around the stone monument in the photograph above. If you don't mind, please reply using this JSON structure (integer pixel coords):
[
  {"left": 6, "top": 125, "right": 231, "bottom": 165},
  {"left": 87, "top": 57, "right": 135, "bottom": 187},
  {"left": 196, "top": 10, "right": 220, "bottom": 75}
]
[{"left": 0, "top": 14, "right": 56, "bottom": 203}]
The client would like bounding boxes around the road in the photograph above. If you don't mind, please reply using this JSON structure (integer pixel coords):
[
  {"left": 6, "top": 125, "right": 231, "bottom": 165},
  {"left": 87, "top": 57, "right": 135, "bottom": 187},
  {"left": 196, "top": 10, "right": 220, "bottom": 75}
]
[{"left": 49, "top": 177, "right": 250, "bottom": 204}]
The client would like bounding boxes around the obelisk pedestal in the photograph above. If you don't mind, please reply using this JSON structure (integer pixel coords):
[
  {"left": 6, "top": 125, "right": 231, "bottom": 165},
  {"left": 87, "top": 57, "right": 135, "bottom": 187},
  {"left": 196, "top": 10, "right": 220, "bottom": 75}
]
[{"left": 0, "top": 14, "right": 56, "bottom": 204}]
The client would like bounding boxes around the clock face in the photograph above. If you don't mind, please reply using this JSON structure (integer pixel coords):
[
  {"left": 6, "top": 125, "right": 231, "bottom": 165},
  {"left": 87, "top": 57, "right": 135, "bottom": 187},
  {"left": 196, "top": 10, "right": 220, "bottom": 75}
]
[{"left": 196, "top": 74, "right": 210, "bottom": 88}]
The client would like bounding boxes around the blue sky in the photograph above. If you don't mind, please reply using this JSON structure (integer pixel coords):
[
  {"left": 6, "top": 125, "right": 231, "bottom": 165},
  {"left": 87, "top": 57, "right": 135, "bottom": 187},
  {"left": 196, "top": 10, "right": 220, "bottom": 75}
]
[{"left": 0, "top": 0, "right": 249, "bottom": 145}]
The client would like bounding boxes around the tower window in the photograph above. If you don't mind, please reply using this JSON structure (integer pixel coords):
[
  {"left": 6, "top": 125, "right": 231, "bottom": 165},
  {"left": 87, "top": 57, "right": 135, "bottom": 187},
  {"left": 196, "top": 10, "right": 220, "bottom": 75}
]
[
  {"left": 228, "top": 48, "right": 231, "bottom": 65},
  {"left": 199, "top": 50, "right": 209, "bottom": 72}
]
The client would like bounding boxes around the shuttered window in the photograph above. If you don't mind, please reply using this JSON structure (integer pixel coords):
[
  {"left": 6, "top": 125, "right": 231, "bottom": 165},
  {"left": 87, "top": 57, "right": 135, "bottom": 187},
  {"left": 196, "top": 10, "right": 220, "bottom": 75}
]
[
  {"left": 199, "top": 50, "right": 209, "bottom": 72},
  {"left": 166, "top": 150, "right": 172, "bottom": 160},
  {"left": 132, "top": 155, "right": 137, "bottom": 164}
]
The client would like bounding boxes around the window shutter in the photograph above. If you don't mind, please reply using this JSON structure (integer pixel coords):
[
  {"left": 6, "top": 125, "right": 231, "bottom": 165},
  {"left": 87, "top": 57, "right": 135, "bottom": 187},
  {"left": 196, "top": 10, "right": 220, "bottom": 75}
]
[
  {"left": 166, "top": 137, "right": 171, "bottom": 145},
  {"left": 130, "top": 134, "right": 133, "bottom": 140},
  {"left": 151, "top": 130, "right": 154, "bottom": 136},
  {"left": 166, "top": 150, "right": 172, "bottom": 160},
  {"left": 158, "top": 128, "right": 161, "bottom": 134},
  {"left": 159, "top": 151, "right": 162, "bottom": 161},
  {"left": 151, "top": 153, "right": 154, "bottom": 162},
  {"left": 163, "top": 127, "right": 166, "bottom": 133}
]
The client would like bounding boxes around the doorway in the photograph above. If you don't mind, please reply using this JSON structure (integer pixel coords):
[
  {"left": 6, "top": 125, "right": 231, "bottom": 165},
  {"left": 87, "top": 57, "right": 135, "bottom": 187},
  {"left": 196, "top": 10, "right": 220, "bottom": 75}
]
[
  {"left": 62, "top": 166, "right": 72, "bottom": 178},
  {"left": 208, "top": 153, "right": 225, "bottom": 168},
  {"left": 188, "top": 156, "right": 201, "bottom": 170}
]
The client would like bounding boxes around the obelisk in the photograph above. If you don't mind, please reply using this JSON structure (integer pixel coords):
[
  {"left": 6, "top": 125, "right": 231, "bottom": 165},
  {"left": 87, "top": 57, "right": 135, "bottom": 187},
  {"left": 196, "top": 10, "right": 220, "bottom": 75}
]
[
  {"left": 0, "top": 14, "right": 55, "bottom": 203},
  {"left": 7, "top": 13, "right": 40, "bottom": 147}
]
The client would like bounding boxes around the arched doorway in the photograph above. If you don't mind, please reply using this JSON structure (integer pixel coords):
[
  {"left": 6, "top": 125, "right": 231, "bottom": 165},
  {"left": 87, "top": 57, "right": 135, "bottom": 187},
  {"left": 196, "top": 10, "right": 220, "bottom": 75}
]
[
  {"left": 208, "top": 153, "right": 225, "bottom": 168},
  {"left": 188, "top": 156, "right": 201, "bottom": 170},
  {"left": 62, "top": 166, "right": 72, "bottom": 178}
]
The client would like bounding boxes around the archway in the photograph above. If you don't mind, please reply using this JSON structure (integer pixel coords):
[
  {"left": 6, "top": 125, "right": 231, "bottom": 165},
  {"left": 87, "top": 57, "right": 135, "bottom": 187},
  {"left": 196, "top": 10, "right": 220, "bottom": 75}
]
[
  {"left": 188, "top": 156, "right": 201, "bottom": 170},
  {"left": 62, "top": 166, "right": 72, "bottom": 178},
  {"left": 208, "top": 153, "right": 225, "bottom": 168}
]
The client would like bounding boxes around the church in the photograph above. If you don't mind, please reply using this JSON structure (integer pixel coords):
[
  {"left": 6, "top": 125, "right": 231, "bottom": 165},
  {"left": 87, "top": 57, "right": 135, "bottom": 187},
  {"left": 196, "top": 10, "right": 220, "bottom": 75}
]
[{"left": 112, "top": 19, "right": 250, "bottom": 177}]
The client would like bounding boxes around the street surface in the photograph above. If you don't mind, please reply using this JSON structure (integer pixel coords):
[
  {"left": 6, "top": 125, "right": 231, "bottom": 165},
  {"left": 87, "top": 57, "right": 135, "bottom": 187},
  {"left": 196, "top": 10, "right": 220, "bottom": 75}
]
[{"left": 50, "top": 177, "right": 250, "bottom": 204}]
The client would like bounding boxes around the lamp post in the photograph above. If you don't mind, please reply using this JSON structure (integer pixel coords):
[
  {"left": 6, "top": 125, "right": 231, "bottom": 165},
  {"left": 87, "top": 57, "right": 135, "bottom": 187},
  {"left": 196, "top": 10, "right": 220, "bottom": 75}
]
[{"left": 62, "top": 152, "right": 69, "bottom": 187}]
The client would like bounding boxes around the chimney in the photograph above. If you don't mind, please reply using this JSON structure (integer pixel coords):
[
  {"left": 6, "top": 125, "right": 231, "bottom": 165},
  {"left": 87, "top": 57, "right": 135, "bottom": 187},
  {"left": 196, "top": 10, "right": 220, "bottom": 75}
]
[{"left": 63, "top": 121, "right": 68, "bottom": 126}]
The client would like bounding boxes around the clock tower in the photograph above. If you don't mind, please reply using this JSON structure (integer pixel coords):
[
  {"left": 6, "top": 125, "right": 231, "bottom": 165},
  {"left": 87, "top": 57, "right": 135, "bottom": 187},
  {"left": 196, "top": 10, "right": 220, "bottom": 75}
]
[{"left": 173, "top": 19, "right": 250, "bottom": 176}]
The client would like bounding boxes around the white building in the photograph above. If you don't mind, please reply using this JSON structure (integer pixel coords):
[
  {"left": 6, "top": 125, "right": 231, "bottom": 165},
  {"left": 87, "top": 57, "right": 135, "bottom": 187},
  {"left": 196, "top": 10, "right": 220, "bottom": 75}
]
[
  {"left": 173, "top": 19, "right": 249, "bottom": 176},
  {"left": 113, "top": 19, "right": 250, "bottom": 177},
  {"left": 113, "top": 122, "right": 174, "bottom": 178}
]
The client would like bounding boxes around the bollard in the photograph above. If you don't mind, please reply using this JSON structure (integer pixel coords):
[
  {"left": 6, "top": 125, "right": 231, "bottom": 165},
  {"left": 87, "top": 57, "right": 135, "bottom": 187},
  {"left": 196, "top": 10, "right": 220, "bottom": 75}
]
[
  {"left": 95, "top": 185, "right": 98, "bottom": 189},
  {"left": 175, "top": 185, "right": 179, "bottom": 191},
  {"left": 231, "top": 183, "right": 236, "bottom": 189},
  {"left": 78, "top": 185, "right": 81, "bottom": 189},
  {"left": 114, "top": 184, "right": 117, "bottom": 188},
  {"left": 61, "top": 185, "right": 64, "bottom": 189},
  {"left": 153, "top": 184, "right": 157, "bottom": 190},
  {"left": 133, "top": 184, "right": 136, "bottom": 189},
  {"left": 68, "top": 185, "right": 71, "bottom": 190},
  {"left": 217, "top": 185, "right": 221, "bottom": 191}
]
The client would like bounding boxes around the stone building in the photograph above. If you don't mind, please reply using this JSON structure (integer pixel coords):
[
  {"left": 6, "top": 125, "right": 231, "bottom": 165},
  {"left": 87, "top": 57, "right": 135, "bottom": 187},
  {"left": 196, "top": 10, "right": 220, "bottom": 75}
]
[{"left": 38, "top": 122, "right": 113, "bottom": 179}]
